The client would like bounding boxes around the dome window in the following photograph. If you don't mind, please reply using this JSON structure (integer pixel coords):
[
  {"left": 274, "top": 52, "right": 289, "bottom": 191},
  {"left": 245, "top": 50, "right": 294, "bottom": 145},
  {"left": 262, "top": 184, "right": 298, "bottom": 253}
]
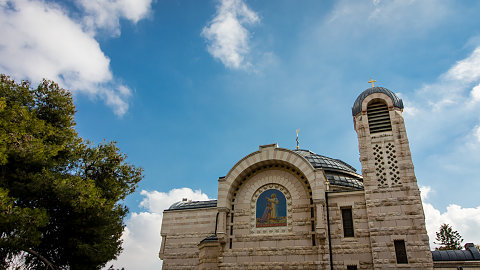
[{"left": 367, "top": 100, "right": 392, "bottom": 133}]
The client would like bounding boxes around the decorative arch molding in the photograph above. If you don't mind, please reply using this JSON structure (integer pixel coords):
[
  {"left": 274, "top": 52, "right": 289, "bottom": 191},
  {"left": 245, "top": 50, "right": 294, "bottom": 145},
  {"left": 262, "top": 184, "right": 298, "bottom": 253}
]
[
  {"left": 251, "top": 183, "right": 292, "bottom": 235},
  {"left": 217, "top": 144, "right": 319, "bottom": 210},
  {"left": 360, "top": 92, "right": 398, "bottom": 115}
]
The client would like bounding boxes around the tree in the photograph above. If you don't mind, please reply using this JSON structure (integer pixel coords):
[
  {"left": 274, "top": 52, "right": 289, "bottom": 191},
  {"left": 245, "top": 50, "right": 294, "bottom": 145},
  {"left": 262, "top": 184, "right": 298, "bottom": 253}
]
[
  {"left": 435, "top": 223, "right": 463, "bottom": 250},
  {"left": 0, "top": 75, "right": 143, "bottom": 269}
]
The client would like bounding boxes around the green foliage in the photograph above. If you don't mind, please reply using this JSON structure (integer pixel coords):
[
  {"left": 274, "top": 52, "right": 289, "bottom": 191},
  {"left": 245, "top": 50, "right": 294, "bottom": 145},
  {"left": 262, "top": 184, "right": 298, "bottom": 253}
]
[
  {"left": 0, "top": 188, "right": 49, "bottom": 266},
  {"left": 435, "top": 223, "right": 463, "bottom": 250},
  {"left": 0, "top": 74, "right": 143, "bottom": 269}
]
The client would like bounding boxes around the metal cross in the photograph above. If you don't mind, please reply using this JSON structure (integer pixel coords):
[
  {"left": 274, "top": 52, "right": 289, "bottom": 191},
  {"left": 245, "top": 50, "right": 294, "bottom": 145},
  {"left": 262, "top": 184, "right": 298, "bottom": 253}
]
[{"left": 368, "top": 78, "right": 376, "bottom": 88}]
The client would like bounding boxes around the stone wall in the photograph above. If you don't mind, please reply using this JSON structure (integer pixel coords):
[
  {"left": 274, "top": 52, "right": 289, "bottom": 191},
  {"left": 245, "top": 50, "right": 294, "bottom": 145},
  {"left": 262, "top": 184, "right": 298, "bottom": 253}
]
[
  {"left": 220, "top": 168, "right": 328, "bottom": 269},
  {"left": 198, "top": 239, "right": 221, "bottom": 270},
  {"left": 328, "top": 191, "right": 373, "bottom": 269},
  {"left": 159, "top": 207, "right": 217, "bottom": 269}
]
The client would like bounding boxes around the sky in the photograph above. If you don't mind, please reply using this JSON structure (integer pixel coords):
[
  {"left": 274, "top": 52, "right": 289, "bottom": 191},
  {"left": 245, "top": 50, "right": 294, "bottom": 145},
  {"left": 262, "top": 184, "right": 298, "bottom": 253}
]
[{"left": 1, "top": 0, "right": 480, "bottom": 269}]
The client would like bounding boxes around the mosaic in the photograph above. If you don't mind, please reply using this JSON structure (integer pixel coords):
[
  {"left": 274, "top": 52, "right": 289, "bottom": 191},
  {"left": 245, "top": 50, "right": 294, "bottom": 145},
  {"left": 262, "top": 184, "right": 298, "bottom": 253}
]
[{"left": 256, "top": 189, "right": 287, "bottom": 228}]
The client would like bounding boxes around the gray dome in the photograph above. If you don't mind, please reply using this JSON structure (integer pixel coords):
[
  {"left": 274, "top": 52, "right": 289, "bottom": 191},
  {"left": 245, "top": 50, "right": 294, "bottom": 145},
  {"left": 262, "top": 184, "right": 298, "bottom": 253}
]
[
  {"left": 167, "top": 199, "right": 217, "bottom": 211},
  {"left": 352, "top": 87, "right": 404, "bottom": 116},
  {"left": 293, "top": 149, "right": 357, "bottom": 173},
  {"left": 293, "top": 149, "right": 363, "bottom": 190}
]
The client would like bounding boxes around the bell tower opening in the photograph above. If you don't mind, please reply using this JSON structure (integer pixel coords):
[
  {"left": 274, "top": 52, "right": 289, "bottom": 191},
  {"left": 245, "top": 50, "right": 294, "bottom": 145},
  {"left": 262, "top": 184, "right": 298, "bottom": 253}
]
[{"left": 367, "top": 100, "right": 392, "bottom": 133}]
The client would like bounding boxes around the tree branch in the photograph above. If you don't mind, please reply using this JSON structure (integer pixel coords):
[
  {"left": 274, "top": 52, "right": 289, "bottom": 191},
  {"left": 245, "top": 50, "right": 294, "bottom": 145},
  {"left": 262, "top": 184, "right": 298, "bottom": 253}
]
[{"left": 24, "top": 248, "right": 57, "bottom": 270}]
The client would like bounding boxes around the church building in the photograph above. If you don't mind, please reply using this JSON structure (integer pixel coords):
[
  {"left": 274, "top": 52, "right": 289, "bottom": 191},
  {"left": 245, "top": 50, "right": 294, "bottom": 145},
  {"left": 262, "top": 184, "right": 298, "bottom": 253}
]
[{"left": 159, "top": 86, "right": 480, "bottom": 269}]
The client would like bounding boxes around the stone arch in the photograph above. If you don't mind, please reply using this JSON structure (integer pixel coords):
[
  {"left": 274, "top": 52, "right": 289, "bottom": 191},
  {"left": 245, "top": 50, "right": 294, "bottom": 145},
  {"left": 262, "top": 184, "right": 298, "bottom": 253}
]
[
  {"left": 360, "top": 92, "right": 396, "bottom": 114},
  {"left": 355, "top": 92, "right": 406, "bottom": 137},
  {"left": 217, "top": 144, "right": 319, "bottom": 210}
]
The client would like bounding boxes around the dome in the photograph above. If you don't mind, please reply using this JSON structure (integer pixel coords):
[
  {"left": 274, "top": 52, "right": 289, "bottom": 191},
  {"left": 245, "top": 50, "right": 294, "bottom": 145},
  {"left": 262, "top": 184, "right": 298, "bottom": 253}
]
[
  {"left": 293, "top": 149, "right": 364, "bottom": 190},
  {"left": 293, "top": 149, "right": 357, "bottom": 173},
  {"left": 167, "top": 199, "right": 217, "bottom": 211},
  {"left": 352, "top": 86, "right": 404, "bottom": 116}
]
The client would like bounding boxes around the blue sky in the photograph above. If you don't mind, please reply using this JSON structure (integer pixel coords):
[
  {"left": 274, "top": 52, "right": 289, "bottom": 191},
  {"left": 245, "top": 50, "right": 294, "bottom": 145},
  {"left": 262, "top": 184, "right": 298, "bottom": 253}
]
[{"left": 2, "top": 0, "right": 480, "bottom": 268}]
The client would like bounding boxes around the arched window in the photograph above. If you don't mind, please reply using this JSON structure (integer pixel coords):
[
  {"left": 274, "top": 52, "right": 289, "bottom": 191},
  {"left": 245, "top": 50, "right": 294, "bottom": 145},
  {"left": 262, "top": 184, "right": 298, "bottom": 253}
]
[{"left": 367, "top": 100, "right": 392, "bottom": 133}]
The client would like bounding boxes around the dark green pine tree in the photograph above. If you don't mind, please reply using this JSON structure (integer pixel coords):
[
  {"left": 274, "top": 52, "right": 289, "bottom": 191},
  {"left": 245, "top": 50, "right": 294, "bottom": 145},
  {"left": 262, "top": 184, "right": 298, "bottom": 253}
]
[
  {"left": 0, "top": 74, "right": 143, "bottom": 269},
  {"left": 435, "top": 223, "right": 463, "bottom": 250}
]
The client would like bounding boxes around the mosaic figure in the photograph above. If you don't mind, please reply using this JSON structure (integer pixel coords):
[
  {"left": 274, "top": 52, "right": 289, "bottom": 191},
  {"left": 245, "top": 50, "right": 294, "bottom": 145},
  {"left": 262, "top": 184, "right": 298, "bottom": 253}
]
[{"left": 256, "top": 189, "right": 287, "bottom": 227}]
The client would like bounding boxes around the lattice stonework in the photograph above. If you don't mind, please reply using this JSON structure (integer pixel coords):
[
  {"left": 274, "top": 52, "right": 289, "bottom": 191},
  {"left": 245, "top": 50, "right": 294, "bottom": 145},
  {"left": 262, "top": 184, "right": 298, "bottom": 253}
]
[
  {"left": 251, "top": 184, "right": 292, "bottom": 235},
  {"left": 386, "top": 142, "right": 401, "bottom": 185},
  {"left": 373, "top": 141, "right": 401, "bottom": 187},
  {"left": 373, "top": 143, "right": 388, "bottom": 187}
]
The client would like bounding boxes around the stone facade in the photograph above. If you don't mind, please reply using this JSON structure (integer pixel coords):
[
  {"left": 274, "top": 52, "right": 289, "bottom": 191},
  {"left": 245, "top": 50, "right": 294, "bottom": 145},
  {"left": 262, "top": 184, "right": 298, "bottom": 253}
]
[
  {"left": 159, "top": 87, "right": 439, "bottom": 269},
  {"left": 159, "top": 207, "right": 217, "bottom": 269}
]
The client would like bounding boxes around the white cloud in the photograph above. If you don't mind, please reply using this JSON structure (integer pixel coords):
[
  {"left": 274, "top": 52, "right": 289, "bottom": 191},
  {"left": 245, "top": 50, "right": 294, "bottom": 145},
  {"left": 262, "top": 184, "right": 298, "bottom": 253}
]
[
  {"left": 202, "top": 0, "right": 259, "bottom": 69},
  {"left": 102, "top": 86, "right": 132, "bottom": 116},
  {"left": 108, "top": 188, "right": 210, "bottom": 270},
  {"left": 402, "top": 43, "right": 480, "bottom": 154},
  {"left": 0, "top": 0, "right": 152, "bottom": 116},
  {"left": 445, "top": 47, "right": 480, "bottom": 83},
  {"left": 422, "top": 186, "right": 480, "bottom": 249},
  {"left": 474, "top": 125, "right": 480, "bottom": 143},
  {"left": 397, "top": 47, "right": 480, "bottom": 230},
  {"left": 0, "top": 0, "right": 111, "bottom": 84},
  {"left": 112, "top": 212, "right": 163, "bottom": 270},
  {"left": 139, "top": 188, "right": 210, "bottom": 213},
  {"left": 327, "top": 0, "right": 450, "bottom": 35},
  {"left": 420, "top": 185, "right": 431, "bottom": 201},
  {"left": 77, "top": 0, "right": 153, "bottom": 36},
  {"left": 471, "top": 84, "right": 480, "bottom": 103},
  {"left": 369, "top": 0, "right": 449, "bottom": 28}
]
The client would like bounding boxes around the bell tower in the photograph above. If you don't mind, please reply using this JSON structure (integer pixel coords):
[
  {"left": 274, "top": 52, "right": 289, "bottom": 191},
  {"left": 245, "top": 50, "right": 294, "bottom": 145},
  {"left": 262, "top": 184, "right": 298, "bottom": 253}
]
[{"left": 352, "top": 86, "right": 433, "bottom": 269}]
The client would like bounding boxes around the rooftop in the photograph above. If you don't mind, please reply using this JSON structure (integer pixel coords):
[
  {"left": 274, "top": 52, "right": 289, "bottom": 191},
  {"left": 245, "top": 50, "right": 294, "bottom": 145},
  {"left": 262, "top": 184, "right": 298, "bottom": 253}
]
[
  {"left": 293, "top": 149, "right": 364, "bottom": 190},
  {"left": 166, "top": 199, "right": 217, "bottom": 211},
  {"left": 432, "top": 243, "right": 480, "bottom": 261},
  {"left": 326, "top": 173, "right": 364, "bottom": 190},
  {"left": 352, "top": 86, "right": 404, "bottom": 116},
  {"left": 293, "top": 149, "right": 358, "bottom": 173}
]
